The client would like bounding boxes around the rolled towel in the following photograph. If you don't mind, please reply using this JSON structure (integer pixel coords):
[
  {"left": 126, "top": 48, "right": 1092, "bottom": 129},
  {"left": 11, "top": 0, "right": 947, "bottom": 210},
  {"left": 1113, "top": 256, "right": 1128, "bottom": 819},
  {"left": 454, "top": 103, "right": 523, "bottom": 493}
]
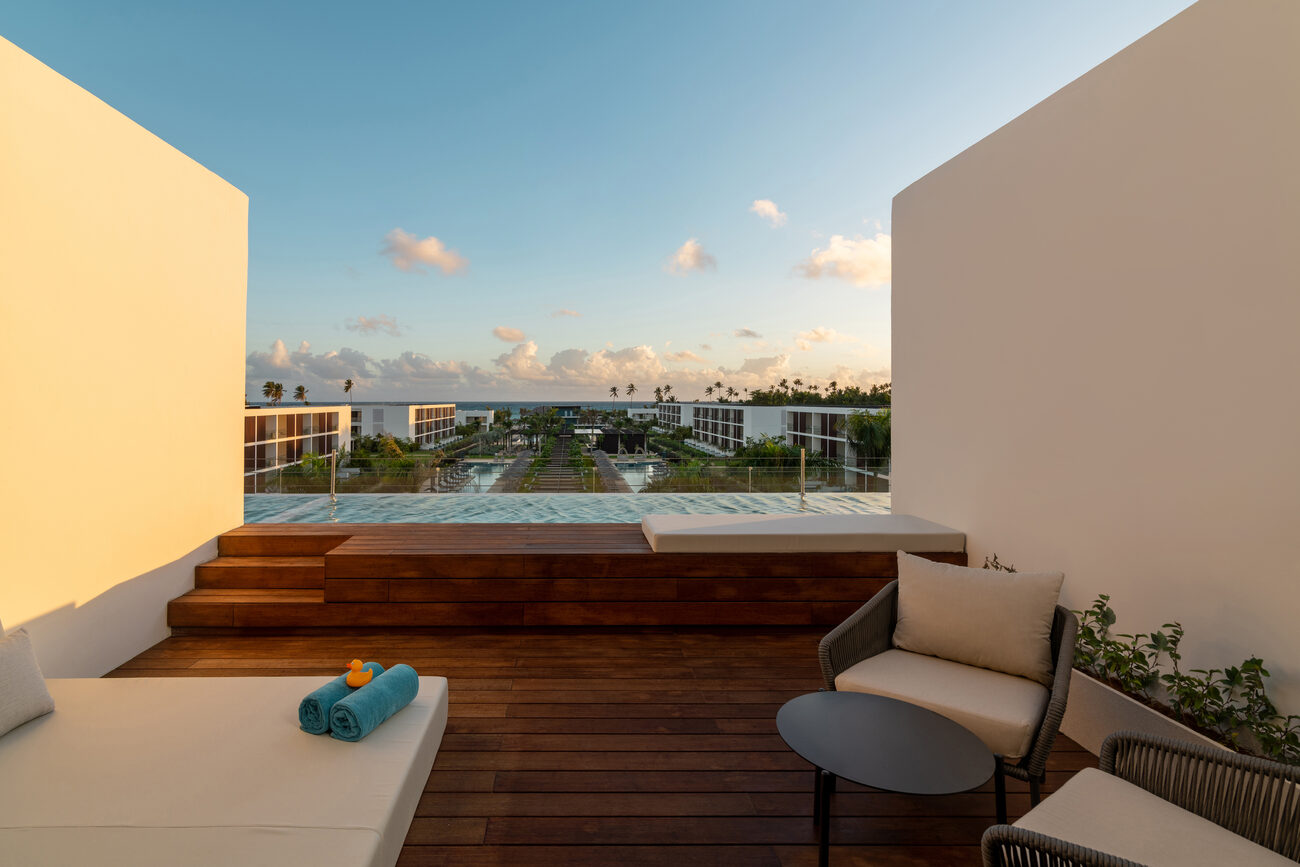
[
  {"left": 298, "top": 663, "right": 385, "bottom": 734},
  {"left": 329, "top": 664, "right": 419, "bottom": 742}
]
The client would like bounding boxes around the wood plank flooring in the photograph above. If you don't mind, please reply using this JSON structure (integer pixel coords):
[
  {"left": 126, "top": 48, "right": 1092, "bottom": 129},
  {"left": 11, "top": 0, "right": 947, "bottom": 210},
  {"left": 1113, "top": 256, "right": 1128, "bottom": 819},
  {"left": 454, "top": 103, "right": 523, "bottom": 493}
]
[{"left": 111, "top": 628, "right": 1094, "bottom": 866}]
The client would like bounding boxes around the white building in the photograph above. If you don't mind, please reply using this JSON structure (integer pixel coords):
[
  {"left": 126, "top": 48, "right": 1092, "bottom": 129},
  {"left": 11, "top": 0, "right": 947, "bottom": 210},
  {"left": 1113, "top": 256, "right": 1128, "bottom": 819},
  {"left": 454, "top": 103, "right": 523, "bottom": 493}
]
[
  {"left": 243, "top": 405, "right": 349, "bottom": 492},
  {"left": 656, "top": 401, "right": 888, "bottom": 460},
  {"left": 785, "top": 406, "right": 888, "bottom": 463},
  {"left": 455, "top": 408, "right": 495, "bottom": 430},
  {"left": 627, "top": 405, "right": 658, "bottom": 422},
  {"left": 348, "top": 403, "right": 455, "bottom": 448}
]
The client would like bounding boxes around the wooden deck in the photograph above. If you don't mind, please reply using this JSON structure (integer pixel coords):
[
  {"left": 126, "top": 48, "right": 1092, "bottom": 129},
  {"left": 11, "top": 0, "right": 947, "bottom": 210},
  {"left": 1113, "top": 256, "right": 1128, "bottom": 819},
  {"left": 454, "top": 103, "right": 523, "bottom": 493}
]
[
  {"left": 112, "top": 628, "right": 1094, "bottom": 865},
  {"left": 169, "top": 524, "right": 967, "bottom": 631}
]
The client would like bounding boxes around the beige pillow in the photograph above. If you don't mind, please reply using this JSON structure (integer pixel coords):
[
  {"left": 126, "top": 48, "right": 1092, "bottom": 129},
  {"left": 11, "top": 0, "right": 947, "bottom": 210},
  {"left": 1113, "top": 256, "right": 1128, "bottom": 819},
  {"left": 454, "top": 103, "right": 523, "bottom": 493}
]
[
  {"left": 0, "top": 629, "right": 56, "bottom": 738},
  {"left": 892, "top": 551, "right": 1063, "bottom": 686}
]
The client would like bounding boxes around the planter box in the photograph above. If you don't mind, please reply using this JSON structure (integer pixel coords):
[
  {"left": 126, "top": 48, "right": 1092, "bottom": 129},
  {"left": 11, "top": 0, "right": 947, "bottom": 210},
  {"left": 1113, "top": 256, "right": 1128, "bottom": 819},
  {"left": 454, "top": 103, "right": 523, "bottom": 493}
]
[{"left": 1060, "top": 669, "right": 1225, "bottom": 756}]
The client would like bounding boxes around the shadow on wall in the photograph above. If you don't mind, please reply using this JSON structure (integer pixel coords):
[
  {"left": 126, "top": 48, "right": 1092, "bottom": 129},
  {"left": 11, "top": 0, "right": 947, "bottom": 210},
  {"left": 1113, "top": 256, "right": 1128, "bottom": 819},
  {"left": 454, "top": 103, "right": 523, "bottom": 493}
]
[{"left": 7, "top": 539, "right": 217, "bottom": 678}]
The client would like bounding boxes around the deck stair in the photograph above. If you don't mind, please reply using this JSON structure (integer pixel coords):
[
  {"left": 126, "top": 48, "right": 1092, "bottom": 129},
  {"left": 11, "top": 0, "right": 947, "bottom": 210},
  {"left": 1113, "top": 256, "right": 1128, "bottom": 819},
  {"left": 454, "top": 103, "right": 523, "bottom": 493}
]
[{"left": 168, "top": 523, "right": 966, "bottom": 633}]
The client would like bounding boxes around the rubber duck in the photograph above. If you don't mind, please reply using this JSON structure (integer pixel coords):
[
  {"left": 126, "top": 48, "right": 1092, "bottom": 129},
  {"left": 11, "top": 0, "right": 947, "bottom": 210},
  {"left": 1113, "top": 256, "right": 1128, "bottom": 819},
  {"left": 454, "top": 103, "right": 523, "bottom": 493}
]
[{"left": 344, "top": 659, "right": 374, "bottom": 688}]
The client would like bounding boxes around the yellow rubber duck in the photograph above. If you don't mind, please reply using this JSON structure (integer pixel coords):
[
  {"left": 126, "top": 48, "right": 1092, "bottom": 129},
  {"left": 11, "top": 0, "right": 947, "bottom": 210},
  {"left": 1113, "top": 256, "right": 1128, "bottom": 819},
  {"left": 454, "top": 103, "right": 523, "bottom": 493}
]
[{"left": 344, "top": 659, "right": 374, "bottom": 688}]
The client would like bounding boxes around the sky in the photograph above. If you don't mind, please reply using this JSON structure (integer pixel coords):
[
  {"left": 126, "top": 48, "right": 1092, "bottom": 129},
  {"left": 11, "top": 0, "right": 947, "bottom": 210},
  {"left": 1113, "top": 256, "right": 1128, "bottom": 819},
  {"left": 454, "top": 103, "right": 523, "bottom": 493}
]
[{"left": 4, "top": 1, "right": 1193, "bottom": 403}]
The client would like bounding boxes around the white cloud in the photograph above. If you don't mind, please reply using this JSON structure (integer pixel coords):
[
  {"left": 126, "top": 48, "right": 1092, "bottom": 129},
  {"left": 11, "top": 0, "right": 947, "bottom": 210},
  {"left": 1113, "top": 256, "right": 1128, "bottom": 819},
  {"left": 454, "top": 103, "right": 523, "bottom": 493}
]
[
  {"left": 667, "top": 238, "right": 716, "bottom": 274},
  {"left": 750, "top": 199, "right": 787, "bottom": 227},
  {"left": 699, "top": 343, "right": 713, "bottom": 351},
  {"left": 665, "top": 350, "right": 707, "bottom": 364},
  {"left": 381, "top": 228, "right": 468, "bottom": 274},
  {"left": 493, "top": 326, "right": 526, "bottom": 343},
  {"left": 797, "top": 232, "right": 891, "bottom": 287},
  {"left": 734, "top": 327, "right": 762, "bottom": 339},
  {"left": 795, "top": 326, "right": 853, "bottom": 351},
  {"left": 551, "top": 309, "right": 581, "bottom": 318},
  {"left": 345, "top": 314, "right": 402, "bottom": 337}
]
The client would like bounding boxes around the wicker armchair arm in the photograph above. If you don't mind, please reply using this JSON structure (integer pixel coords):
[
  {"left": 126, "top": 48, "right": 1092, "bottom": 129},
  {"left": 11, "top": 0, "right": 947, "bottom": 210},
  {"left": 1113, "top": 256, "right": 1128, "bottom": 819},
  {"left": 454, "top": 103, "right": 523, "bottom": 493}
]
[
  {"left": 817, "top": 580, "right": 897, "bottom": 690},
  {"left": 981, "top": 825, "right": 1144, "bottom": 867},
  {"left": 1100, "top": 730, "right": 1300, "bottom": 860},
  {"left": 1014, "top": 606, "right": 1079, "bottom": 781}
]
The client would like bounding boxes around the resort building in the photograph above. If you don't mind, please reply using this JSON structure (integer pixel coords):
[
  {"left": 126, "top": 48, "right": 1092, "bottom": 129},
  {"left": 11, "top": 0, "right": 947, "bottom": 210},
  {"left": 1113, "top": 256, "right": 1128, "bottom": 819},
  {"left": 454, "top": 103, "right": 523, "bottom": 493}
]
[
  {"left": 785, "top": 406, "right": 888, "bottom": 463},
  {"left": 243, "top": 405, "right": 349, "bottom": 492},
  {"left": 627, "top": 405, "right": 658, "bottom": 423},
  {"left": 348, "top": 402, "right": 455, "bottom": 447},
  {"left": 455, "top": 408, "right": 494, "bottom": 430}
]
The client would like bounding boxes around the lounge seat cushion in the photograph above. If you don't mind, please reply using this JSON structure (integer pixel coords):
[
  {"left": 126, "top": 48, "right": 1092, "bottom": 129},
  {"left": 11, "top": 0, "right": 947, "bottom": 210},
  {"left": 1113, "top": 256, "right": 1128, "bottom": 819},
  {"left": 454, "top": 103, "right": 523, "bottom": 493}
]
[
  {"left": 0, "top": 676, "right": 449, "bottom": 867},
  {"left": 834, "top": 649, "right": 1048, "bottom": 760},
  {"left": 893, "top": 552, "right": 1063, "bottom": 686},
  {"left": 1014, "top": 767, "right": 1294, "bottom": 866},
  {"left": 640, "top": 513, "right": 965, "bottom": 554}
]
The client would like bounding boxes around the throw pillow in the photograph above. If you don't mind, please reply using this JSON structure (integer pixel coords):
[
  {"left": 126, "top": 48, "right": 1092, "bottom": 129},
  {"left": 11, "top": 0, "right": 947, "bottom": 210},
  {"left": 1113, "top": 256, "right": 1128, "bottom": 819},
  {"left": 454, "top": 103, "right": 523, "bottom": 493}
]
[
  {"left": 0, "top": 629, "right": 56, "bottom": 738},
  {"left": 892, "top": 551, "right": 1063, "bottom": 686}
]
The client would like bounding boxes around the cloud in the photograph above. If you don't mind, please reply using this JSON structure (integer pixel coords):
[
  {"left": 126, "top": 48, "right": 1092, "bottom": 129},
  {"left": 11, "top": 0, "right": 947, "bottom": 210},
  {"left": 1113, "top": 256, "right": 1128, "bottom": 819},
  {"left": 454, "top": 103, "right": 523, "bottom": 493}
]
[
  {"left": 749, "top": 199, "right": 788, "bottom": 227},
  {"left": 493, "top": 342, "right": 667, "bottom": 386},
  {"left": 492, "top": 326, "right": 526, "bottom": 343},
  {"left": 551, "top": 309, "right": 581, "bottom": 318},
  {"left": 381, "top": 228, "right": 468, "bottom": 274},
  {"left": 795, "top": 326, "right": 853, "bottom": 351},
  {"left": 699, "top": 343, "right": 713, "bottom": 351},
  {"left": 734, "top": 328, "right": 762, "bottom": 339},
  {"left": 797, "top": 232, "right": 891, "bottom": 287},
  {"left": 665, "top": 350, "right": 707, "bottom": 364},
  {"left": 667, "top": 238, "right": 716, "bottom": 274},
  {"left": 247, "top": 339, "right": 496, "bottom": 398},
  {"left": 345, "top": 314, "right": 403, "bottom": 337}
]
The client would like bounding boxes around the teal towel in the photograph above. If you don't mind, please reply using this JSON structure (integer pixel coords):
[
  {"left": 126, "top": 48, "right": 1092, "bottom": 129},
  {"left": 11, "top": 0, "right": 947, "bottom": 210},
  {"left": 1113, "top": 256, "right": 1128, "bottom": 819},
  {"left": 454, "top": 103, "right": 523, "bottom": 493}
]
[
  {"left": 329, "top": 664, "right": 419, "bottom": 742},
  {"left": 298, "top": 663, "right": 385, "bottom": 734}
]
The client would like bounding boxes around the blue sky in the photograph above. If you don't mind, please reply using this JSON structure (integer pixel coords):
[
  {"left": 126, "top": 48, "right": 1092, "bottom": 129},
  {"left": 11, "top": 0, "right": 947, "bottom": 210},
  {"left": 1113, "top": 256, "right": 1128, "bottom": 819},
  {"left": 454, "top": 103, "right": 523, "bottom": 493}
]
[{"left": 4, "top": 1, "right": 1193, "bottom": 402}]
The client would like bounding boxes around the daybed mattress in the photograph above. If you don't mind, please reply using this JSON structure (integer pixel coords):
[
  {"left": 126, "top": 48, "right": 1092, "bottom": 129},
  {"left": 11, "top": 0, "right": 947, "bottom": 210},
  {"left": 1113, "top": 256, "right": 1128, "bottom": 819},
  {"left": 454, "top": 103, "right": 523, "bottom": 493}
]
[
  {"left": 0, "top": 675, "right": 449, "bottom": 867},
  {"left": 641, "top": 512, "right": 966, "bottom": 553}
]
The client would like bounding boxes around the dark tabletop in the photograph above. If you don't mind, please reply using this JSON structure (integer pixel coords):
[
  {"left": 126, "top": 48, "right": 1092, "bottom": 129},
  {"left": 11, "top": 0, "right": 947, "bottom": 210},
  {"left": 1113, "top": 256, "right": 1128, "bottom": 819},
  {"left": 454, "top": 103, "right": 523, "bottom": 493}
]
[{"left": 776, "top": 692, "right": 994, "bottom": 795}]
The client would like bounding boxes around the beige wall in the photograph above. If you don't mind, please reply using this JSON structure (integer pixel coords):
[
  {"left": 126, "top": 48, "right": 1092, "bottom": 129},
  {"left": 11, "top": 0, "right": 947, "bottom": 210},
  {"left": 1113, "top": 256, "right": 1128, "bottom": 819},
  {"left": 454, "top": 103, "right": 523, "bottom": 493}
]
[
  {"left": 892, "top": 0, "right": 1300, "bottom": 711},
  {"left": 0, "top": 37, "right": 247, "bottom": 675}
]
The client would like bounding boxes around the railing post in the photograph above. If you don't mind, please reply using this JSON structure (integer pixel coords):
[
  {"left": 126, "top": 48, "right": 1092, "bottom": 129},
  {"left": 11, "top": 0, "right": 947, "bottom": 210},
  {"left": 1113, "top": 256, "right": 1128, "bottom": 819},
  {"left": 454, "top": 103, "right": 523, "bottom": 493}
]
[
  {"left": 800, "top": 448, "right": 806, "bottom": 503},
  {"left": 329, "top": 449, "right": 337, "bottom": 503}
]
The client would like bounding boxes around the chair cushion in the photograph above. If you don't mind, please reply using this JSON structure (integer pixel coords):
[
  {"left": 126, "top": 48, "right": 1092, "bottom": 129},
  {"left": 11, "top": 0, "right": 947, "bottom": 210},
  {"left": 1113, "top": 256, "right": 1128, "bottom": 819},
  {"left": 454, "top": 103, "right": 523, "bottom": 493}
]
[
  {"left": 834, "top": 649, "right": 1048, "bottom": 760},
  {"left": 1014, "top": 767, "right": 1294, "bottom": 866},
  {"left": 0, "top": 629, "right": 55, "bottom": 738},
  {"left": 892, "top": 551, "right": 1063, "bottom": 686}
]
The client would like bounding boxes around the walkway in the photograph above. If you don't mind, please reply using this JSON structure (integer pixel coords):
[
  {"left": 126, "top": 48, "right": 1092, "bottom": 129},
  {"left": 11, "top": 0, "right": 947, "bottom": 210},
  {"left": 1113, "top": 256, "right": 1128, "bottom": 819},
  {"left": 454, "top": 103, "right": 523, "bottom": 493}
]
[
  {"left": 528, "top": 434, "right": 586, "bottom": 493},
  {"left": 488, "top": 450, "right": 534, "bottom": 493},
  {"left": 592, "top": 449, "right": 633, "bottom": 493}
]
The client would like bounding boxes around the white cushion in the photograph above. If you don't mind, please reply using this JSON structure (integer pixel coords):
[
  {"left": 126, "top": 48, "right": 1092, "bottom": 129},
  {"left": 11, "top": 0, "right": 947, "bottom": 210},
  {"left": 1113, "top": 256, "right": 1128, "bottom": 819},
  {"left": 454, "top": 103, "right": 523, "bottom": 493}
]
[
  {"left": 835, "top": 648, "right": 1048, "bottom": 760},
  {"left": 0, "top": 676, "right": 449, "bottom": 867},
  {"left": 1015, "top": 767, "right": 1294, "bottom": 866},
  {"left": 640, "top": 513, "right": 965, "bottom": 553},
  {"left": 893, "top": 551, "right": 1063, "bottom": 686},
  {"left": 0, "top": 629, "right": 55, "bottom": 738}
]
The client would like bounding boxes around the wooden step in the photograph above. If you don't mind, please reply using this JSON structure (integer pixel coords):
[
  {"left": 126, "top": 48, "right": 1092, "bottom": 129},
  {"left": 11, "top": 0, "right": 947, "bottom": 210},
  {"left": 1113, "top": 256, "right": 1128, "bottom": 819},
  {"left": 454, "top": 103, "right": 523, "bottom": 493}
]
[
  {"left": 166, "top": 586, "right": 863, "bottom": 632},
  {"left": 195, "top": 556, "right": 325, "bottom": 589}
]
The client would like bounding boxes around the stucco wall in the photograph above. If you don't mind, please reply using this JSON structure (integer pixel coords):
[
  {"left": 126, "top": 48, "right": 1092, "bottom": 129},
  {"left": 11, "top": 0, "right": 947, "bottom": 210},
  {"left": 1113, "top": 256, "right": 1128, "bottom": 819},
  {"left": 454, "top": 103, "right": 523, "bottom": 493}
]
[
  {"left": 0, "top": 37, "right": 247, "bottom": 675},
  {"left": 892, "top": 0, "right": 1299, "bottom": 711}
]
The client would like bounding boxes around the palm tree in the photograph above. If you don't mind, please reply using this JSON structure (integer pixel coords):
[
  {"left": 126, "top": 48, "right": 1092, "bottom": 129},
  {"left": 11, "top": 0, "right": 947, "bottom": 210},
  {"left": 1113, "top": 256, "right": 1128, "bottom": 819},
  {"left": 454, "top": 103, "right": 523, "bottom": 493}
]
[
  {"left": 704, "top": 385, "right": 715, "bottom": 399},
  {"left": 726, "top": 386, "right": 737, "bottom": 401},
  {"left": 653, "top": 386, "right": 664, "bottom": 403},
  {"left": 793, "top": 378, "right": 803, "bottom": 390},
  {"left": 625, "top": 382, "right": 637, "bottom": 403},
  {"left": 664, "top": 384, "right": 675, "bottom": 402},
  {"left": 841, "top": 409, "right": 892, "bottom": 473},
  {"left": 293, "top": 385, "right": 309, "bottom": 404},
  {"left": 609, "top": 385, "right": 619, "bottom": 412},
  {"left": 343, "top": 378, "right": 354, "bottom": 404},
  {"left": 262, "top": 381, "right": 277, "bottom": 403}
]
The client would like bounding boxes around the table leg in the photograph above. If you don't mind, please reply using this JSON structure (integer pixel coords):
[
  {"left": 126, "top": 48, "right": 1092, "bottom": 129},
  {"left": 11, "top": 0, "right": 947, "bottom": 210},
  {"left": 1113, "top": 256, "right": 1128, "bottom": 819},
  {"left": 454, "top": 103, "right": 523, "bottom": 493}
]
[
  {"left": 812, "top": 766, "right": 823, "bottom": 825},
  {"left": 819, "top": 769, "right": 833, "bottom": 867}
]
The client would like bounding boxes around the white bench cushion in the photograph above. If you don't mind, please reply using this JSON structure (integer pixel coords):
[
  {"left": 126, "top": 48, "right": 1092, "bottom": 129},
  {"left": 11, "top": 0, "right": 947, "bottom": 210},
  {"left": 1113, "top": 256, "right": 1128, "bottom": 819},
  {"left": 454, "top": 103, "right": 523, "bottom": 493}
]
[
  {"left": 835, "top": 649, "right": 1048, "bottom": 760},
  {"left": 1014, "top": 767, "right": 1294, "bottom": 866},
  {"left": 641, "top": 513, "right": 965, "bottom": 553},
  {"left": 0, "top": 676, "right": 449, "bottom": 867}
]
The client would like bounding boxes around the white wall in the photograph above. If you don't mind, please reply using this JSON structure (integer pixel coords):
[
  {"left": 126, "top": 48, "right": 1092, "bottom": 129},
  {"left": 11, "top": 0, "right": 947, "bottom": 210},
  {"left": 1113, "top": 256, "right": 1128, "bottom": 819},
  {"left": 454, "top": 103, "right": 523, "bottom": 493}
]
[
  {"left": 892, "top": 0, "right": 1300, "bottom": 711},
  {"left": 0, "top": 37, "right": 247, "bottom": 675}
]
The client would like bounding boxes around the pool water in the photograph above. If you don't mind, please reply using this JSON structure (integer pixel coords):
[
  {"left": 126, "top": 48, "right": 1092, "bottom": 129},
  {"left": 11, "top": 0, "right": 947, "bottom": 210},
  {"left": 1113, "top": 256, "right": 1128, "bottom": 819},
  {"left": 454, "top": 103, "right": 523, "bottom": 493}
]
[{"left": 244, "top": 492, "right": 891, "bottom": 523}]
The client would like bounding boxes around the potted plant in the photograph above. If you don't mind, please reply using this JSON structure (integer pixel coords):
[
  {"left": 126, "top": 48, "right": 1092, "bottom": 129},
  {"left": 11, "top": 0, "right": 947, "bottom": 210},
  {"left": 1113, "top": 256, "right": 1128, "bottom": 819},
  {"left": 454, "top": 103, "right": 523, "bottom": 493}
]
[{"left": 983, "top": 558, "right": 1299, "bottom": 763}]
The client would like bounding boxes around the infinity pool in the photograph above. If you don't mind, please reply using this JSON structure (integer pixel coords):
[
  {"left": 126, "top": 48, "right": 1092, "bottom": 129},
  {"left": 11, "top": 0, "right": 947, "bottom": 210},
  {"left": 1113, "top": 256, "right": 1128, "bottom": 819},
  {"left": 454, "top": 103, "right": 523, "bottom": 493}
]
[{"left": 244, "top": 492, "right": 891, "bottom": 523}]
